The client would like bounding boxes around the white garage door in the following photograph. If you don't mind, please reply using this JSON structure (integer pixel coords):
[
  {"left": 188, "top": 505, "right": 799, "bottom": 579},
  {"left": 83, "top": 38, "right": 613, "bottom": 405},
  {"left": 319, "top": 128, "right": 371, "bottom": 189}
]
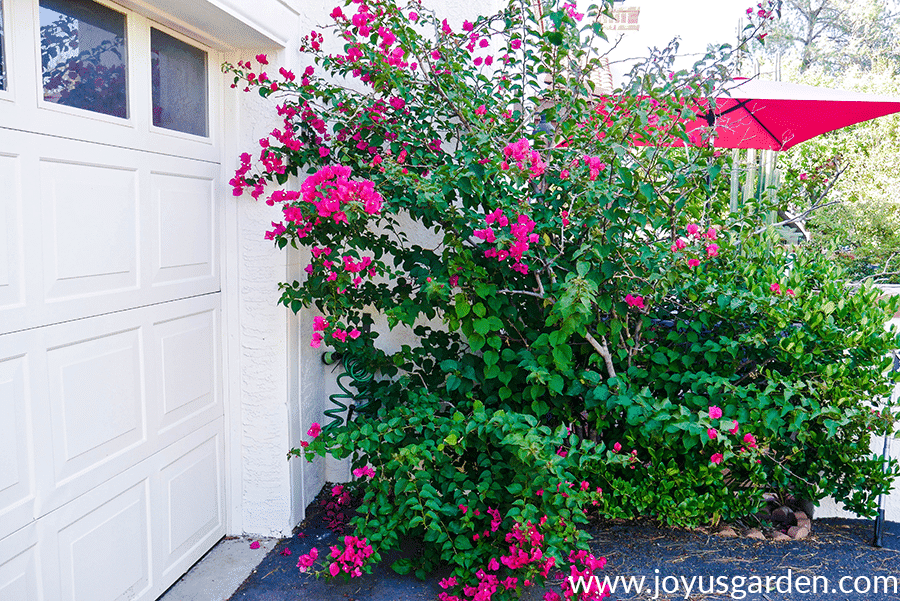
[{"left": 0, "top": 1, "right": 226, "bottom": 599}]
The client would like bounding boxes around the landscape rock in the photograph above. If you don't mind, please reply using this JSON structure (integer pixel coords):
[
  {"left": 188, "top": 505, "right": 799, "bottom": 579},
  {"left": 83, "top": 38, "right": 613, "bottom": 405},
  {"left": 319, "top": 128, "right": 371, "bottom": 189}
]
[
  {"left": 771, "top": 506, "right": 797, "bottom": 526},
  {"left": 788, "top": 525, "right": 810, "bottom": 540},
  {"left": 717, "top": 526, "right": 738, "bottom": 537},
  {"left": 745, "top": 528, "right": 766, "bottom": 540}
]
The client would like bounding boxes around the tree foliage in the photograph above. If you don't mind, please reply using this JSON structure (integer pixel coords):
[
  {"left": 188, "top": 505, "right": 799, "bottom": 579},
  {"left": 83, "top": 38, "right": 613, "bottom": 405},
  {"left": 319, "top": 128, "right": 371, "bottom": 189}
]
[{"left": 762, "top": 0, "right": 900, "bottom": 73}]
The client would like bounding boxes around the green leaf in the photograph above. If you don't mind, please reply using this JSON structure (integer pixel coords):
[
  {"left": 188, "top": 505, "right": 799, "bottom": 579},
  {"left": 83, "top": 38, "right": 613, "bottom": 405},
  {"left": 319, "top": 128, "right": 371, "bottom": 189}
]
[
  {"left": 474, "top": 318, "right": 491, "bottom": 335},
  {"left": 549, "top": 374, "right": 565, "bottom": 394},
  {"left": 455, "top": 294, "right": 470, "bottom": 318},
  {"left": 545, "top": 31, "right": 563, "bottom": 45},
  {"left": 639, "top": 182, "right": 656, "bottom": 201}
]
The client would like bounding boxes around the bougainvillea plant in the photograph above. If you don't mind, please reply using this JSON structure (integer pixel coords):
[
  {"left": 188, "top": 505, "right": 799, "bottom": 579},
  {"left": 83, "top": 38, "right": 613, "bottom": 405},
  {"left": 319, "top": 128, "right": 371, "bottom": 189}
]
[{"left": 225, "top": 0, "right": 899, "bottom": 598}]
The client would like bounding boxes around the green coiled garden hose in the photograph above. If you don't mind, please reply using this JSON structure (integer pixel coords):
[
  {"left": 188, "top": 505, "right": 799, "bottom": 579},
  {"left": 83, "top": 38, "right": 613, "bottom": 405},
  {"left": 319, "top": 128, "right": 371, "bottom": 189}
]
[{"left": 321, "top": 352, "right": 373, "bottom": 428}]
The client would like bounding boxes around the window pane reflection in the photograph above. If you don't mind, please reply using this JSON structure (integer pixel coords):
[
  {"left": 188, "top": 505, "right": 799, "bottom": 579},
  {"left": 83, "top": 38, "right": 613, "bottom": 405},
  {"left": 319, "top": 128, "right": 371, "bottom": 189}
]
[
  {"left": 151, "top": 28, "right": 207, "bottom": 137},
  {"left": 40, "top": 0, "right": 128, "bottom": 118}
]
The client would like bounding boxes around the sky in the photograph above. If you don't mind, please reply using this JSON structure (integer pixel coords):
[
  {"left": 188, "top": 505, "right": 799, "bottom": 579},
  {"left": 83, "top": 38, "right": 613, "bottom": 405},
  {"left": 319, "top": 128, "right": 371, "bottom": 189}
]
[
  {"left": 619, "top": 0, "right": 755, "bottom": 57},
  {"left": 599, "top": 0, "right": 760, "bottom": 82}
]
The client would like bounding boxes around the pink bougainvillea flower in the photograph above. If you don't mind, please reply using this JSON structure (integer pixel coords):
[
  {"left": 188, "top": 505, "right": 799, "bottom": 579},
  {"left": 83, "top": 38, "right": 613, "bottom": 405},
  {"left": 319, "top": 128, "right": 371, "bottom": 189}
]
[
  {"left": 743, "top": 433, "right": 758, "bottom": 448},
  {"left": 459, "top": 504, "right": 468, "bottom": 514},
  {"left": 709, "top": 406, "right": 723, "bottom": 419},
  {"left": 687, "top": 258, "right": 700, "bottom": 268},
  {"left": 686, "top": 223, "right": 700, "bottom": 237},
  {"left": 329, "top": 562, "right": 340, "bottom": 577},
  {"left": 430, "top": 49, "right": 441, "bottom": 61},
  {"left": 250, "top": 540, "right": 261, "bottom": 549},
  {"left": 705, "top": 226, "right": 718, "bottom": 240},
  {"left": 710, "top": 453, "right": 724, "bottom": 465},
  {"left": 799, "top": 172, "right": 808, "bottom": 180},
  {"left": 770, "top": 282, "right": 781, "bottom": 294},
  {"left": 353, "top": 466, "right": 375, "bottom": 478},
  {"left": 706, "top": 243, "right": 719, "bottom": 258},
  {"left": 613, "top": 442, "right": 622, "bottom": 452},
  {"left": 674, "top": 237, "right": 687, "bottom": 250},
  {"left": 280, "top": 547, "right": 292, "bottom": 556},
  {"left": 296, "top": 547, "right": 318, "bottom": 572},
  {"left": 307, "top": 422, "right": 321, "bottom": 438},
  {"left": 255, "top": 53, "right": 268, "bottom": 65},
  {"left": 557, "top": 447, "right": 567, "bottom": 458},
  {"left": 624, "top": 293, "right": 645, "bottom": 310},
  {"left": 707, "top": 428, "right": 718, "bottom": 440},
  {"left": 729, "top": 420, "right": 740, "bottom": 434},
  {"left": 474, "top": 104, "right": 486, "bottom": 116},
  {"left": 787, "top": 289, "right": 796, "bottom": 297},
  {"left": 409, "top": 11, "right": 418, "bottom": 21}
]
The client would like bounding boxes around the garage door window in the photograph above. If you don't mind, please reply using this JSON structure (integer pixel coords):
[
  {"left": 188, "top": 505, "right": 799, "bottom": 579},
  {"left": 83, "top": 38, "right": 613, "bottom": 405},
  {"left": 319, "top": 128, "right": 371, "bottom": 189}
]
[
  {"left": 151, "top": 28, "right": 207, "bottom": 137},
  {"left": 39, "top": 0, "right": 128, "bottom": 118}
]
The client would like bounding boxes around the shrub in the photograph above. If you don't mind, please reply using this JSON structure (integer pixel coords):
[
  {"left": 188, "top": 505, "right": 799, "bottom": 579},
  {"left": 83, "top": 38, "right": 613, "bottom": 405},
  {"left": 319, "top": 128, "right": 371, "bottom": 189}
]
[{"left": 226, "top": 0, "right": 898, "bottom": 598}]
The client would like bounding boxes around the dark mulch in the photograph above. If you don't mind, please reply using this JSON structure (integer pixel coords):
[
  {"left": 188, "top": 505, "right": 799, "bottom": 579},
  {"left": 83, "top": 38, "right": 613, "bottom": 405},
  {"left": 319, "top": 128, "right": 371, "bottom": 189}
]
[{"left": 228, "top": 501, "right": 900, "bottom": 601}]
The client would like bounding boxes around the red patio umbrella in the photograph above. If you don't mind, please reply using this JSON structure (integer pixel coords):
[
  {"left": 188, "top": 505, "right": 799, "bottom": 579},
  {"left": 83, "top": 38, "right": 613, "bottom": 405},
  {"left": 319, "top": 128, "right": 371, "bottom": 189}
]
[{"left": 686, "top": 77, "right": 900, "bottom": 151}]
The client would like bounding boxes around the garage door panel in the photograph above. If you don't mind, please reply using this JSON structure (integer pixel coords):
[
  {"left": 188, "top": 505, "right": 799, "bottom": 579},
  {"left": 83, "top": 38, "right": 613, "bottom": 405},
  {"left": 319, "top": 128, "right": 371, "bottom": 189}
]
[
  {"left": 41, "top": 160, "right": 139, "bottom": 301},
  {"left": 0, "top": 129, "right": 221, "bottom": 335},
  {"left": 155, "top": 309, "right": 218, "bottom": 436},
  {"left": 158, "top": 431, "right": 223, "bottom": 578},
  {"left": 0, "top": 526, "right": 42, "bottom": 601},
  {"left": 152, "top": 172, "right": 216, "bottom": 286},
  {"left": 30, "top": 294, "right": 222, "bottom": 517},
  {"left": 54, "top": 480, "right": 151, "bottom": 601},
  {"left": 0, "top": 153, "right": 24, "bottom": 311},
  {"left": 47, "top": 328, "right": 147, "bottom": 489},
  {"left": 0, "top": 354, "right": 35, "bottom": 542}
]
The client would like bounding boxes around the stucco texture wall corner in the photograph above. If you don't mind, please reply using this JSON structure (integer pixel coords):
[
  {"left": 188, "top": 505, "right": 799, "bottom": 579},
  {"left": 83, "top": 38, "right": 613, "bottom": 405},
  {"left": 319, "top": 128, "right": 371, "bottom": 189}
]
[
  {"left": 298, "top": 297, "right": 330, "bottom": 504},
  {"left": 225, "top": 41, "right": 307, "bottom": 537}
]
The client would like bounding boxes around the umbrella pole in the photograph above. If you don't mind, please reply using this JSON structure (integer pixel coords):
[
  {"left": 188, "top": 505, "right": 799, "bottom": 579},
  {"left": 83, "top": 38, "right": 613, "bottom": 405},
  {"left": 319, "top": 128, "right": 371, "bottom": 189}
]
[
  {"left": 872, "top": 432, "right": 890, "bottom": 547},
  {"left": 730, "top": 149, "right": 741, "bottom": 214},
  {"left": 743, "top": 148, "right": 757, "bottom": 207}
]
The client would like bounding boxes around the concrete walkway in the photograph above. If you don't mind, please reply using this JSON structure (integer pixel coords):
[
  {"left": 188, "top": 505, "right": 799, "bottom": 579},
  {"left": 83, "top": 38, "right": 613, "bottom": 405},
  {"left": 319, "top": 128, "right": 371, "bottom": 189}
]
[{"left": 156, "top": 536, "right": 277, "bottom": 601}]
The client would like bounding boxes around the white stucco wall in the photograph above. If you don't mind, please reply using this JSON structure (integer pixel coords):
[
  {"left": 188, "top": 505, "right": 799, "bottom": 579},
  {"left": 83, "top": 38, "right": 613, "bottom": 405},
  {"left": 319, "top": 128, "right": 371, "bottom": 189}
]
[{"left": 220, "top": 0, "right": 317, "bottom": 538}]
